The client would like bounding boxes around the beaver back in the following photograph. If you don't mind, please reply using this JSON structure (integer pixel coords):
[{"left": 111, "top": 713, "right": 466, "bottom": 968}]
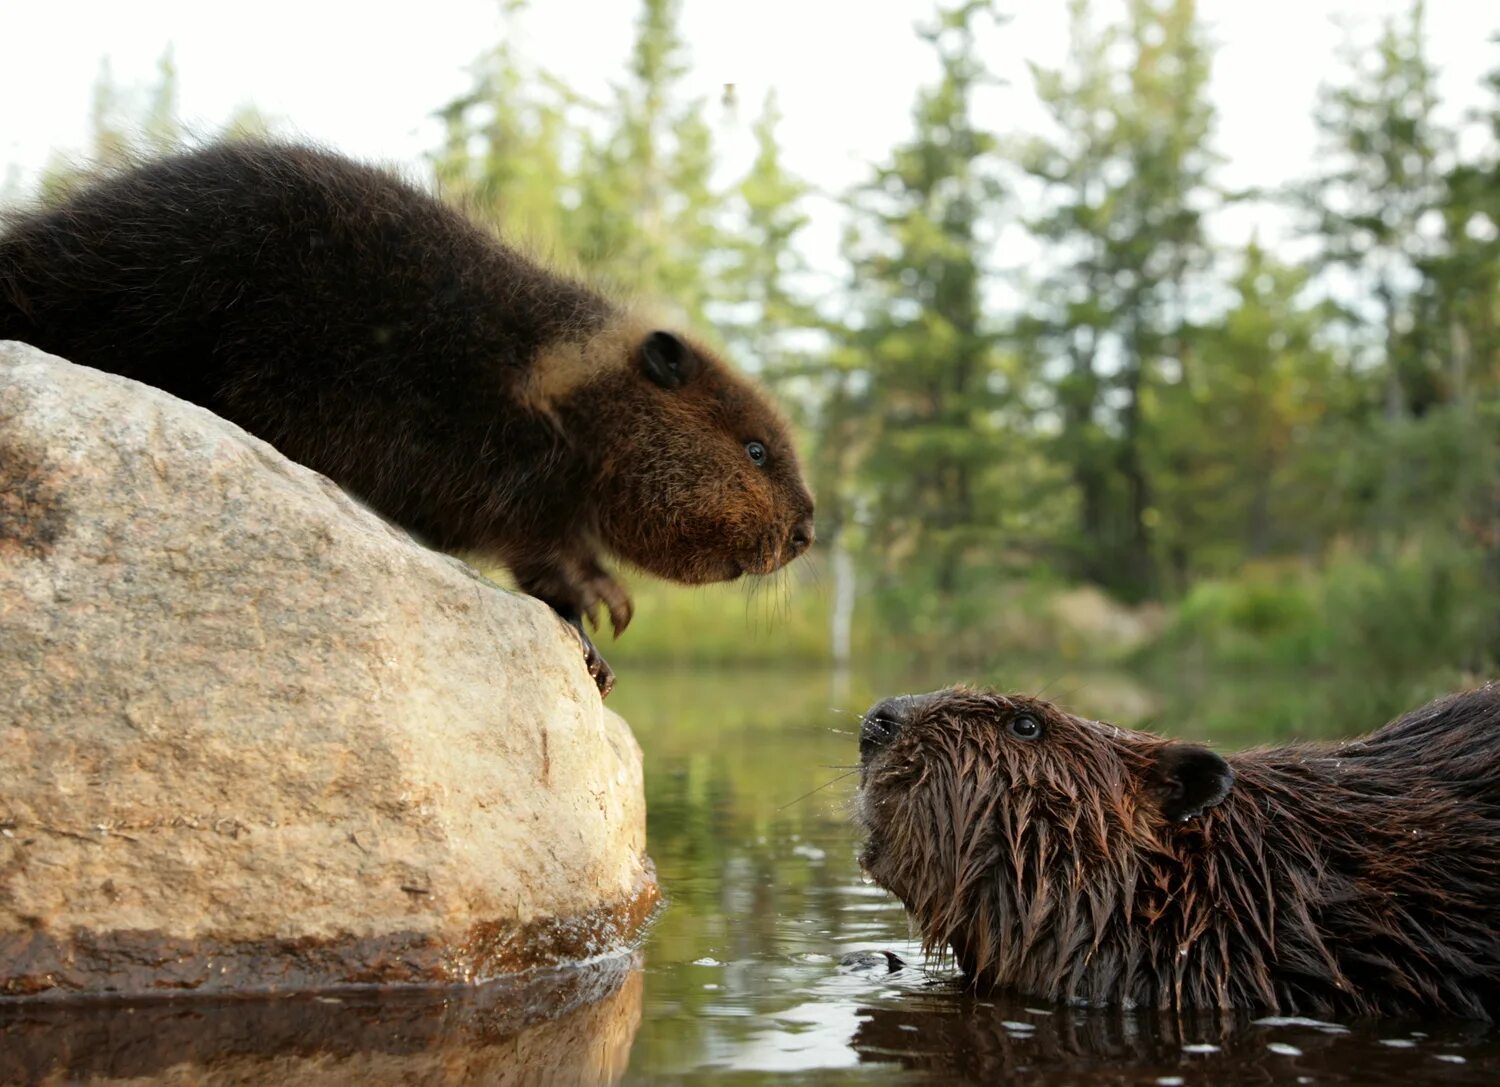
[{"left": 0, "top": 143, "right": 814, "bottom": 582}]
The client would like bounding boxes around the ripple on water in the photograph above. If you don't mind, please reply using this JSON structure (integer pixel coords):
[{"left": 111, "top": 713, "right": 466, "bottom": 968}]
[{"left": 1252, "top": 1015, "right": 1351, "bottom": 1034}]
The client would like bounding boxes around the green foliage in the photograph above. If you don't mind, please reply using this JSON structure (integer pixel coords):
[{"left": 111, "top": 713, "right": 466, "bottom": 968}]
[
  {"left": 1154, "top": 536, "right": 1492, "bottom": 709},
  {"left": 1150, "top": 242, "right": 1349, "bottom": 582},
  {"left": 717, "top": 91, "right": 817, "bottom": 376},
  {"left": 598, "top": 575, "right": 839, "bottom": 669},
  {"left": 430, "top": 39, "right": 576, "bottom": 253},
  {"left": 838, "top": 0, "right": 1019, "bottom": 595},
  {"left": 1167, "top": 573, "right": 1325, "bottom": 667},
  {"left": 1018, "top": 0, "right": 1218, "bottom": 601},
  {"left": 432, "top": 0, "right": 734, "bottom": 326},
  {"left": 1304, "top": 0, "right": 1449, "bottom": 416}
]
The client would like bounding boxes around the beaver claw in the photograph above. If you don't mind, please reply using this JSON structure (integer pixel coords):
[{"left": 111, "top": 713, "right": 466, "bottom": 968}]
[
  {"left": 571, "top": 619, "right": 616, "bottom": 698},
  {"left": 579, "top": 562, "right": 633, "bottom": 637},
  {"left": 517, "top": 556, "right": 626, "bottom": 696}
]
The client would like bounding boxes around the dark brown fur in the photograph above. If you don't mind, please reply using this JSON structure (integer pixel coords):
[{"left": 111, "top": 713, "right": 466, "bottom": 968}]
[
  {"left": 0, "top": 142, "right": 814, "bottom": 691},
  {"left": 856, "top": 685, "right": 1500, "bottom": 1019}
]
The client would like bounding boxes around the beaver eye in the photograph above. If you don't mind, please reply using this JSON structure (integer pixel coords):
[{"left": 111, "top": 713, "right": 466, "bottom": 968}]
[
  {"left": 1009, "top": 714, "right": 1042, "bottom": 741},
  {"left": 745, "top": 440, "right": 767, "bottom": 466}
]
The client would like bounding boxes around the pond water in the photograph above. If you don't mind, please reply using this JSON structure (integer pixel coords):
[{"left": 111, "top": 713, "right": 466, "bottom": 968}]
[
  {"left": 5, "top": 663, "right": 1498, "bottom": 1085},
  {"left": 610, "top": 665, "right": 1500, "bottom": 1085}
]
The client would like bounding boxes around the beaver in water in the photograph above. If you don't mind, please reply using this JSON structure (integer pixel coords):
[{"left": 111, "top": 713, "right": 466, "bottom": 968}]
[
  {"left": 0, "top": 142, "right": 815, "bottom": 694},
  {"left": 856, "top": 685, "right": 1500, "bottom": 1019}
]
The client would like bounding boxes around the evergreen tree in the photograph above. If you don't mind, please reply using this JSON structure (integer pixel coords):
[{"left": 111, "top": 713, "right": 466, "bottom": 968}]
[
  {"left": 437, "top": 0, "right": 727, "bottom": 323},
  {"left": 571, "top": 0, "right": 726, "bottom": 322},
  {"left": 842, "top": 0, "right": 1009, "bottom": 597},
  {"left": 717, "top": 91, "right": 816, "bottom": 376},
  {"left": 429, "top": 33, "right": 575, "bottom": 252},
  {"left": 1150, "top": 242, "right": 1343, "bottom": 582},
  {"left": 1425, "top": 57, "right": 1500, "bottom": 401},
  {"left": 1019, "top": 0, "right": 1217, "bottom": 599},
  {"left": 1305, "top": 0, "right": 1449, "bottom": 418}
]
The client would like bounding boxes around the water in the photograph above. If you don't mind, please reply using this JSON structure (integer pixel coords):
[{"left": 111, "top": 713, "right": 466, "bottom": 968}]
[
  {"left": 5, "top": 664, "right": 1498, "bottom": 1085},
  {"left": 611, "top": 666, "right": 1500, "bottom": 1084}
]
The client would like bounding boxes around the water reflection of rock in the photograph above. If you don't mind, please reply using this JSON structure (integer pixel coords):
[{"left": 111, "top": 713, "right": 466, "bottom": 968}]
[
  {"left": 849, "top": 993, "right": 1500, "bottom": 1086},
  {"left": 0, "top": 956, "right": 643, "bottom": 1087}
]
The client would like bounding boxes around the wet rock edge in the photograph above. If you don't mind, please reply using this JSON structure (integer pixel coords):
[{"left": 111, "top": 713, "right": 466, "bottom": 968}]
[{"left": 0, "top": 864, "right": 659, "bottom": 1001}]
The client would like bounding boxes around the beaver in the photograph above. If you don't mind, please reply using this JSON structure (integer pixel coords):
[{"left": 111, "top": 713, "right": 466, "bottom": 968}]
[
  {"left": 856, "top": 684, "right": 1500, "bottom": 1019},
  {"left": 0, "top": 142, "right": 815, "bottom": 694}
]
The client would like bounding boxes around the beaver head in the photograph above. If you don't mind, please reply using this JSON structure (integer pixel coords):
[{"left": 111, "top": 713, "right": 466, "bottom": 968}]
[
  {"left": 856, "top": 687, "right": 1233, "bottom": 997},
  {"left": 581, "top": 329, "right": 815, "bottom": 584}
]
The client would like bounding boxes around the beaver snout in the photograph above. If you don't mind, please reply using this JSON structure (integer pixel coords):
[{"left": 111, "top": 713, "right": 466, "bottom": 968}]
[
  {"left": 788, "top": 519, "right": 815, "bottom": 558},
  {"left": 860, "top": 694, "right": 927, "bottom": 761}
]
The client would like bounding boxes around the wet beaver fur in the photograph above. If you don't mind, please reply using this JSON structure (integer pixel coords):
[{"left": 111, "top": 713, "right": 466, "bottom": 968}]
[
  {"left": 0, "top": 142, "right": 815, "bottom": 694},
  {"left": 856, "top": 684, "right": 1500, "bottom": 1019}
]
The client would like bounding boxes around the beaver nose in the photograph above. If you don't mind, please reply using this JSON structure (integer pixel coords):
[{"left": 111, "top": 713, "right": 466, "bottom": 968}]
[
  {"left": 860, "top": 695, "right": 920, "bottom": 761},
  {"left": 789, "top": 520, "right": 815, "bottom": 557}
]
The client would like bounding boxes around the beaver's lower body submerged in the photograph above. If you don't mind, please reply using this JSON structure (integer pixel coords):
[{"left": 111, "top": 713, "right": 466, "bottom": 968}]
[{"left": 855, "top": 684, "right": 1500, "bottom": 1019}]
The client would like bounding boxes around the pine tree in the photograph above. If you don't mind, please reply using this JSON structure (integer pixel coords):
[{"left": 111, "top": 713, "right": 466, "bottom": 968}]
[
  {"left": 1150, "top": 241, "right": 1343, "bottom": 582},
  {"left": 717, "top": 91, "right": 815, "bottom": 376},
  {"left": 429, "top": 20, "right": 575, "bottom": 254},
  {"left": 570, "top": 0, "right": 726, "bottom": 322},
  {"left": 1305, "top": 0, "right": 1449, "bottom": 418},
  {"left": 1019, "top": 0, "right": 1217, "bottom": 600},
  {"left": 842, "top": 0, "right": 1009, "bottom": 598}
]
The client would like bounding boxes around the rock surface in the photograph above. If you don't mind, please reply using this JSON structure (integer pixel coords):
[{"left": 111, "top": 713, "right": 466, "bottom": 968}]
[{"left": 0, "top": 341, "right": 656, "bottom": 999}]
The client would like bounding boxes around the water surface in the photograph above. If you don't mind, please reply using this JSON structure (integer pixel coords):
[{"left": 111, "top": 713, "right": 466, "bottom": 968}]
[{"left": 611, "top": 664, "right": 1500, "bottom": 1085}]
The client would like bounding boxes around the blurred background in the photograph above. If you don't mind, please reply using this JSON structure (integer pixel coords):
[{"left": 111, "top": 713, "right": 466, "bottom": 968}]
[{"left": 4, "top": 0, "right": 1497, "bottom": 738}]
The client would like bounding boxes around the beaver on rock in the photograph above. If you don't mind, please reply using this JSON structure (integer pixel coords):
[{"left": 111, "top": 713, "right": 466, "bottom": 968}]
[
  {"left": 856, "top": 685, "right": 1500, "bottom": 1019},
  {"left": 0, "top": 142, "right": 815, "bottom": 694}
]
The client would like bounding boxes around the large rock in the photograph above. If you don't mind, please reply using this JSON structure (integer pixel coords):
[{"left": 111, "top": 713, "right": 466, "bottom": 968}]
[{"left": 0, "top": 341, "right": 656, "bottom": 999}]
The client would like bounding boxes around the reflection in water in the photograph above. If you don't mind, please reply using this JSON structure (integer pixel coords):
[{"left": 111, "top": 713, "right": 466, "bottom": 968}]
[
  {"left": 850, "top": 994, "right": 1500, "bottom": 1086},
  {"left": 0, "top": 954, "right": 642, "bottom": 1086},
  {"left": 6, "top": 664, "right": 1499, "bottom": 1084}
]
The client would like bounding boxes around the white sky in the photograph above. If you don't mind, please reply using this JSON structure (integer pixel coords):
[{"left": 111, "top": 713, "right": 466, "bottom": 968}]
[{"left": 1, "top": 0, "right": 1495, "bottom": 271}]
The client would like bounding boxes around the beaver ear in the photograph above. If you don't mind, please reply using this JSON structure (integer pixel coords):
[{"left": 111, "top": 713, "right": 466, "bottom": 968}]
[
  {"left": 1148, "top": 744, "right": 1234, "bottom": 823},
  {"left": 640, "top": 330, "right": 699, "bottom": 389}
]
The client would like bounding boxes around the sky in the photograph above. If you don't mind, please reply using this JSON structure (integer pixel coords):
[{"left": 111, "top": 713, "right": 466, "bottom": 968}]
[{"left": 1, "top": 0, "right": 1495, "bottom": 273}]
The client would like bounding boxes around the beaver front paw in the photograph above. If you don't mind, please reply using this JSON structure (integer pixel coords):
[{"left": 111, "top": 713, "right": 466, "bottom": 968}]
[{"left": 578, "top": 562, "right": 633, "bottom": 637}]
